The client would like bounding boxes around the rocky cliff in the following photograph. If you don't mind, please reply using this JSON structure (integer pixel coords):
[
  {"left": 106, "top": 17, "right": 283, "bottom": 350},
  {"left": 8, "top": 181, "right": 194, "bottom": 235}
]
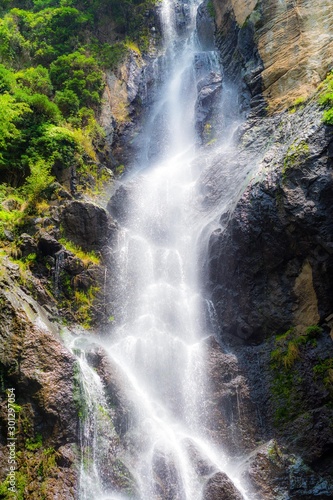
[
  {"left": 213, "top": 0, "right": 333, "bottom": 112},
  {"left": 205, "top": 0, "right": 333, "bottom": 496}
]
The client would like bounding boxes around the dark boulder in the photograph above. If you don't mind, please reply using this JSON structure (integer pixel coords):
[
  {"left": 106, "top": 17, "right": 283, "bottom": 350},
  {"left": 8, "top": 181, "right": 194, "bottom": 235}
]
[
  {"left": 61, "top": 200, "right": 117, "bottom": 251},
  {"left": 19, "top": 233, "right": 38, "bottom": 257},
  {"left": 37, "top": 231, "right": 63, "bottom": 256},
  {"left": 107, "top": 183, "right": 132, "bottom": 224},
  {"left": 208, "top": 107, "right": 333, "bottom": 345}
]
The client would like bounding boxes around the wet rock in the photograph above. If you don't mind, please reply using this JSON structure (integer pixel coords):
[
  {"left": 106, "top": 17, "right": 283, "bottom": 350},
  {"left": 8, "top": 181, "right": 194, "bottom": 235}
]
[
  {"left": 205, "top": 100, "right": 333, "bottom": 496},
  {"left": 241, "top": 440, "right": 291, "bottom": 499},
  {"left": 0, "top": 263, "right": 78, "bottom": 491},
  {"left": 107, "top": 183, "right": 133, "bottom": 224},
  {"left": 61, "top": 200, "right": 117, "bottom": 251},
  {"left": 183, "top": 438, "right": 216, "bottom": 476},
  {"left": 195, "top": 71, "right": 223, "bottom": 143},
  {"left": 85, "top": 345, "right": 135, "bottom": 437},
  {"left": 203, "top": 471, "right": 243, "bottom": 500},
  {"left": 196, "top": 0, "right": 215, "bottom": 51},
  {"left": 103, "top": 458, "right": 138, "bottom": 497},
  {"left": 208, "top": 105, "right": 333, "bottom": 345},
  {"left": 243, "top": 441, "right": 333, "bottom": 499},
  {"left": 203, "top": 337, "right": 257, "bottom": 456},
  {"left": 289, "top": 457, "right": 333, "bottom": 498},
  {"left": 152, "top": 450, "right": 185, "bottom": 500}
]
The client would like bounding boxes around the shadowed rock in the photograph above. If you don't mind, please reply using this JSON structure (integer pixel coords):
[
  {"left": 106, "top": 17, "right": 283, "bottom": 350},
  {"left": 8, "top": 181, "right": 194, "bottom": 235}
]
[{"left": 61, "top": 200, "right": 117, "bottom": 251}]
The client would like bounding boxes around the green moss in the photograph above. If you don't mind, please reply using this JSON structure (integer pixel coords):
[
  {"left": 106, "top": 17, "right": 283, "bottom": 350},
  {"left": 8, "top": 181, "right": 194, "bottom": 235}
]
[
  {"left": 74, "top": 286, "right": 99, "bottom": 328},
  {"left": 313, "top": 358, "right": 333, "bottom": 392},
  {"left": 207, "top": 0, "right": 215, "bottom": 18},
  {"left": 0, "top": 471, "right": 27, "bottom": 500},
  {"left": 25, "top": 432, "right": 42, "bottom": 451},
  {"left": 289, "top": 96, "right": 307, "bottom": 114},
  {"left": 282, "top": 140, "right": 310, "bottom": 179},
  {"left": 270, "top": 325, "right": 324, "bottom": 426},
  {"left": 318, "top": 71, "right": 333, "bottom": 124}
]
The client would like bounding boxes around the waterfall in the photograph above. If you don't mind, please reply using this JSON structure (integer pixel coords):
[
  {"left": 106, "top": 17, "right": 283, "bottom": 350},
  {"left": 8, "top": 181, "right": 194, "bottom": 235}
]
[{"left": 75, "top": 0, "right": 257, "bottom": 498}]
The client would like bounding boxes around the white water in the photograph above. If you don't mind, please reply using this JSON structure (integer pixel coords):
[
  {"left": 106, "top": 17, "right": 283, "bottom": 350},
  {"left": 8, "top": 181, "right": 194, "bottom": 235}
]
[{"left": 75, "top": 0, "right": 257, "bottom": 498}]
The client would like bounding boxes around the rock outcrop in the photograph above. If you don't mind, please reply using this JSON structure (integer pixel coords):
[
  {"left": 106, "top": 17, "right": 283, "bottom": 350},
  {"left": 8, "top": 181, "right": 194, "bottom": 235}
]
[
  {"left": 61, "top": 200, "right": 117, "bottom": 252},
  {"left": 203, "top": 471, "right": 243, "bottom": 500},
  {"left": 213, "top": 0, "right": 333, "bottom": 112},
  {"left": 205, "top": 44, "right": 333, "bottom": 499},
  {"left": 0, "top": 259, "right": 78, "bottom": 498},
  {"left": 208, "top": 103, "right": 333, "bottom": 345}
]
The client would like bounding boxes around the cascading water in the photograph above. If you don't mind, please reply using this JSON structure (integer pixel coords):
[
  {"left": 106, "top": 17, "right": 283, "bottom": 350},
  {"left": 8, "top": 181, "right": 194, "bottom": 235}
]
[{"left": 74, "top": 0, "right": 257, "bottom": 498}]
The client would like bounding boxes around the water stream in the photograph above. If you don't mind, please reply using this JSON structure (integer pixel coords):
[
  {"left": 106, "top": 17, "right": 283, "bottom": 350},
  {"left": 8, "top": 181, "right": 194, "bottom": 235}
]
[{"left": 73, "top": 0, "right": 257, "bottom": 498}]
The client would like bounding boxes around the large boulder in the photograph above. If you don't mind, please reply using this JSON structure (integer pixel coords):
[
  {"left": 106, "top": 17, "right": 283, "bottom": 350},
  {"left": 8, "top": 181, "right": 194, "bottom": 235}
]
[{"left": 61, "top": 200, "right": 117, "bottom": 251}]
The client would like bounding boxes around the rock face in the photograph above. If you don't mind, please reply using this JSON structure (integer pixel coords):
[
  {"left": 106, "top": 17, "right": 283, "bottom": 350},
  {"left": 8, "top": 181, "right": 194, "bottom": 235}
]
[
  {"left": 0, "top": 258, "right": 78, "bottom": 498},
  {"left": 213, "top": 0, "right": 333, "bottom": 112},
  {"left": 204, "top": 46, "right": 333, "bottom": 499},
  {"left": 196, "top": 0, "right": 215, "bottom": 50},
  {"left": 208, "top": 104, "right": 333, "bottom": 345},
  {"left": 203, "top": 472, "right": 243, "bottom": 500},
  {"left": 61, "top": 200, "right": 117, "bottom": 252},
  {"left": 195, "top": 71, "right": 223, "bottom": 143},
  {"left": 203, "top": 337, "right": 258, "bottom": 456}
]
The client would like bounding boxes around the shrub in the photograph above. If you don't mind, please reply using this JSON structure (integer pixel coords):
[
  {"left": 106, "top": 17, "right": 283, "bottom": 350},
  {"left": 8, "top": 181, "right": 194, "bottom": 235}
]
[
  {"left": 15, "top": 65, "right": 53, "bottom": 95},
  {"left": 50, "top": 51, "right": 104, "bottom": 109},
  {"left": 54, "top": 88, "right": 79, "bottom": 117}
]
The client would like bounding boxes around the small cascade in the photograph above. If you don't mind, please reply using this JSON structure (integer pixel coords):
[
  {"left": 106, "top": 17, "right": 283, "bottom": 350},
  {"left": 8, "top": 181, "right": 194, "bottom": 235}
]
[{"left": 67, "top": 336, "right": 120, "bottom": 499}]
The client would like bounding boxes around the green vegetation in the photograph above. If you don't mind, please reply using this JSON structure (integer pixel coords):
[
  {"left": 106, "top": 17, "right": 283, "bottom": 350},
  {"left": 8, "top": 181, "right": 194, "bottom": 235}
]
[
  {"left": 0, "top": 471, "right": 27, "bottom": 500},
  {"left": 313, "top": 358, "right": 333, "bottom": 392},
  {"left": 25, "top": 433, "right": 43, "bottom": 451},
  {"left": 271, "top": 326, "right": 320, "bottom": 370},
  {"left": 289, "top": 96, "right": 306, "bottom": 114},
  {"left": 74, "top": 286, "right": 100, "bottom": 328},
  {"left": 282, "top": 140, "right": 310, "bottom": 179},
  {"left": 207, "top": 0, "right": 215, "bottom": 18},
  {"left": 59, "top": 238, "right": 100, "bottom": 266},
  {"left": 270, "top": 325, "right": 323, "bottom": 426},
  {"left": 318, "top": 70, "right": 333, "bottom": 124},
  {"left": 0, "top": 0, "right": 159, "bottom": 241}
]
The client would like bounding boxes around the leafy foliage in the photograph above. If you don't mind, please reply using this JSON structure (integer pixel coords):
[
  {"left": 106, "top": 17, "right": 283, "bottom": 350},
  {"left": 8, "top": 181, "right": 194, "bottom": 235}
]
[
  {"left": 49, "top": 51, "right": 104, "bottom": 109},
  {"left": 318, "top": 71, "right": 333, "bottom": 125},
  {"left": 0, "top": 0, "right": 159, "bottom": 239}
]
